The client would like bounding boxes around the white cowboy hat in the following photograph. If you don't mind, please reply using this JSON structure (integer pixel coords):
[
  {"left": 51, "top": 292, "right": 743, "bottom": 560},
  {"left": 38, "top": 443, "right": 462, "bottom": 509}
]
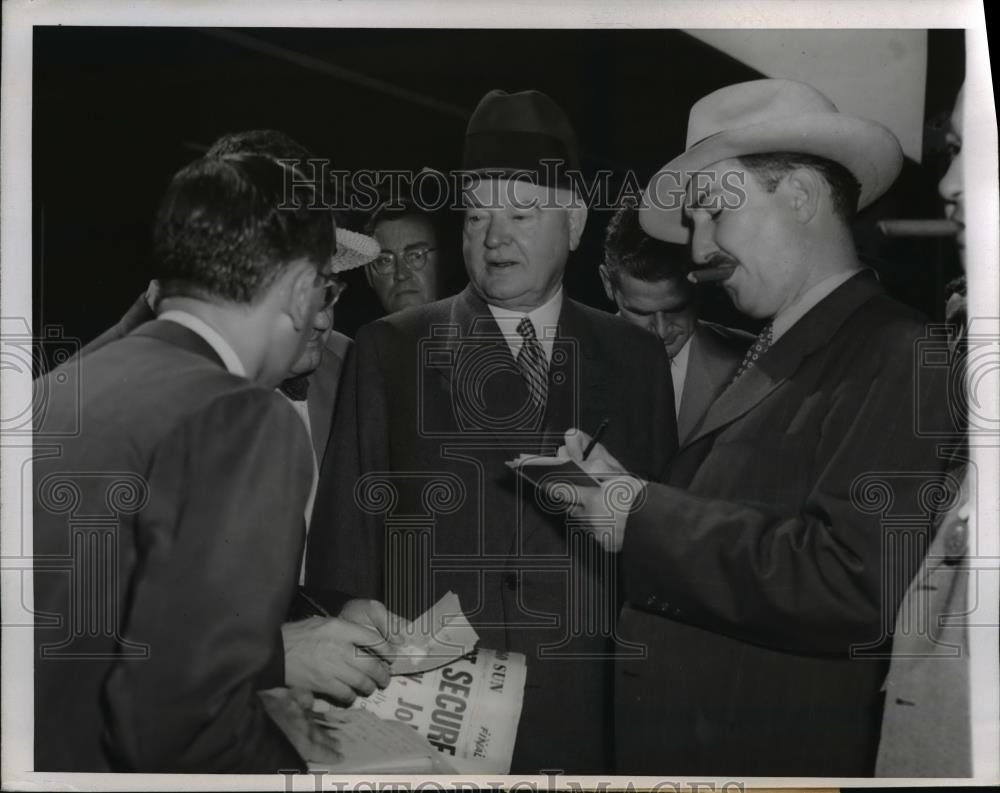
[
  {"left": 331, "top": 227, "right": 380, "bottom": 273},
  {"left": 639, "top": 79, "right": 904, "bottom": 244}
]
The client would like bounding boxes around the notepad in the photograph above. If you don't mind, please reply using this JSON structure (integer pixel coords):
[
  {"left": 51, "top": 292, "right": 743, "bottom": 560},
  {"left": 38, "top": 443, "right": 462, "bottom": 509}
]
[{"left": 506, "top": 454, "right": 606, "bottom": 488}]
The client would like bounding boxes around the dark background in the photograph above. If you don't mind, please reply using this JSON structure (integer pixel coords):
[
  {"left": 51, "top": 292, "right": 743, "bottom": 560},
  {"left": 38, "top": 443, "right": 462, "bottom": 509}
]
[{"left": 32, "top": 27, "right": 965, "bottom": 344}]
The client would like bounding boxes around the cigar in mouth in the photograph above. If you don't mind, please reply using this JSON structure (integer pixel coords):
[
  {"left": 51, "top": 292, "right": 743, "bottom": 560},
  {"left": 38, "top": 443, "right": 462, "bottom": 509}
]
[
  {"left": 687, "top": 263, "right": 737, "bottom": 283},
  {"left": 877, "top": 219, "right": 962, "bottom": 238}
]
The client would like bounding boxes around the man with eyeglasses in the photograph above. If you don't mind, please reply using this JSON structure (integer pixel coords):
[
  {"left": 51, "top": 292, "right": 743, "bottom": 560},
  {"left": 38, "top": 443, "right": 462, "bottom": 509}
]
[
  {"left": 70, "top": 132, "right": 395, "bottom": 722},
  {"left": 78, "top": 131, "right": 376, "bottom": 482},
  {"left": 34, "top": 153, "right": 367, "bottom": 771},
  {"left": 364, "top": 201, "right": 447, "bottom": 314},
  {"left": 600, "top": 201, "right": 751, "bottom": 442}
]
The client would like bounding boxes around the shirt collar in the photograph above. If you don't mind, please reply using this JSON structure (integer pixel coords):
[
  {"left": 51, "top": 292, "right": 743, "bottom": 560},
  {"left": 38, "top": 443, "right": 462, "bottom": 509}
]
[
  {"left": 487, "top": 287, "right": 564, "bottom": 362},
  {"left": 771, "top": 268, "right": 864, "bottom": 343},
  {"left": 158, "top": 310, "right": 247, "bottom": 377}
]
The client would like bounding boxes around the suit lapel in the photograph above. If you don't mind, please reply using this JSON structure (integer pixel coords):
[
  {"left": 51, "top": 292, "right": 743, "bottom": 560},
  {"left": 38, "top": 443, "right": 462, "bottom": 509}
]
[
  {"left": 307, "top": 369, "right": 335, "bottom": 465},
  {"left": 681, "top": 270, "right": 884, "bottom": 450},
  {"left": 548, "top": 298, "right": 607, "bottom": 443},
  {"left": 678, "top": 323, "right": 747, "bottom": 443},
  {"left": 426, "top": 287, "right": 535, "bottom": 459}
]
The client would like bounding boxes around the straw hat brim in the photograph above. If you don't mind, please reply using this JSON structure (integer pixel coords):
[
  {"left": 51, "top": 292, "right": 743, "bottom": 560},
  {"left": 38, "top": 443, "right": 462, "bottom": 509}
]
[
  {"left": 639, "top": 113, "right": 903, "bottom": 244},
  {"left": 331, "top": 228, "right": 380, "bottom": 273}
]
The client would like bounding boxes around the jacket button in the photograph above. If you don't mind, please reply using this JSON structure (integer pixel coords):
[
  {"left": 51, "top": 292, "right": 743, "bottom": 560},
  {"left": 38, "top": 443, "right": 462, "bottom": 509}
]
[{"left": 503, "top": 573, "right": 518, "bottom": 591}]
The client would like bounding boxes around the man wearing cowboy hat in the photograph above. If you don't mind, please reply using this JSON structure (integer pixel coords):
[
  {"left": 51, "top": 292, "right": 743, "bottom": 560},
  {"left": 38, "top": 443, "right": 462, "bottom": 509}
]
[
  {"left": 544, "top": 79, "right": 954, "bottom": 775},
  {"left": 307, "top": 89, "right": 677, "bottom": 772}
]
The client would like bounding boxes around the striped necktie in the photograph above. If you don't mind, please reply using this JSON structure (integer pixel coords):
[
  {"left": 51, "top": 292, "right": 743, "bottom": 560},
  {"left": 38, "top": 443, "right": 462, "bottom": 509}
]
[
  {"left": 516, "top": 316, "right": 548, "bottom": 410},
  {"left": 731, "top": 323, "right": 774, "bottom": 384}
]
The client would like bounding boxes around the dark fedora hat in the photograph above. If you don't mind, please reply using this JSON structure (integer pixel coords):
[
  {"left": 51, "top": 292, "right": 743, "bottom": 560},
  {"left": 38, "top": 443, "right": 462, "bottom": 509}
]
[{"left": 463, "top": 89, "right": 579, "bottom": 187}]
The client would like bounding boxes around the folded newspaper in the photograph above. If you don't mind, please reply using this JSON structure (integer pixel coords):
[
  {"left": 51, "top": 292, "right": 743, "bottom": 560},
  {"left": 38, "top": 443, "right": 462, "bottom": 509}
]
[
  {"left": 352, "top": 592, "right": 528, "bottom": 773},
  {"left": 306, "top": 703, "right": 455, "bottom": 774}
]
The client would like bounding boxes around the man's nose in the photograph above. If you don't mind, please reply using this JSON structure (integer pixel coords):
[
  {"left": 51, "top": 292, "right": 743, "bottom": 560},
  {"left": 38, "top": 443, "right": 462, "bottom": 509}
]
[
  {"left": 652, "top": 313, "right": 672, "bottom": 339},
  {"left": 485, "top": 215, "right": 512, "bottom": 248},
  {"left": 313, "top": 305, "right": 333, "bottom": 330},
  {"left": 938, "top": 156, "right": 962, "bottom": 207},
  {"left": 393, "top": 259, "right": 414, "bottom": 281},
  {"left": 690, "top": 219, "right": 718, "bottom": 265}
]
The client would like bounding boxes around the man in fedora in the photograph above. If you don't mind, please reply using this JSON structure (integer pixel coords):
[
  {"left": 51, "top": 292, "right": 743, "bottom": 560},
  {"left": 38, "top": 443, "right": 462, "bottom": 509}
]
[
  {"left": 542, "top": 79, "right": 954, "bottom": 775},
  {"left": 307, "top": 88, "right": 677, "bottom": 773}
]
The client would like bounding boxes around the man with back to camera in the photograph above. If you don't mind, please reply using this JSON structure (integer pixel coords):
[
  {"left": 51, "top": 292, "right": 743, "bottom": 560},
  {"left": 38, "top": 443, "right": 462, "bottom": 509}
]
[
  {"left": 600, "top": 201, "right": 752, "bottom": 441},
  {"left": 67, "top": 129, "right": 396, "bottom": 713},
  {"left": 33, "top": 153, "right": 377, "bottom": 771},
  {"left": 541, "top": 79, "right": 956, "bottom": 775},
  {"left": 306, "top": 88, "right": 677, "bottom": 773},
  {"left": 78, "top": 130, "right": 376, "bottom": 483}
]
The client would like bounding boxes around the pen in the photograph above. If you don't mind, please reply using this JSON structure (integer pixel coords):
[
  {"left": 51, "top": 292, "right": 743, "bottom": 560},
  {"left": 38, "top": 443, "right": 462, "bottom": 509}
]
[
  {"left": 297, "top": 589, "right": 391, "bottom": 664},
  {"left": 296, "top": 588, "right": 332, "bottom": 617},
  {"left": 582, "top": 418, "right": 610, "bottom": 460}
]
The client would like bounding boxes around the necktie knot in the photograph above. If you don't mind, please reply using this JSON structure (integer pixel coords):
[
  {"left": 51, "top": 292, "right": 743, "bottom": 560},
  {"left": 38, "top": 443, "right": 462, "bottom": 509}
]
[
  {"left": 517, "top": 316, "right": 537, "bottom": 342},
  {"left": 279, "top": 374, "right": 310, "bottom": 402}
]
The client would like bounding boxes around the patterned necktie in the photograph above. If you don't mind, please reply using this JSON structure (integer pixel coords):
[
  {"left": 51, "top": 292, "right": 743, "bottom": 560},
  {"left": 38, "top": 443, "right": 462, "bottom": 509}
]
[
  {"left": 516, "top": 316, "right": 548, "bottom": 410},
  {"left": 731, "top": 323, "right": 774, "bottom": 384},
  {"left": 279, "top": 374, "right": 310, "bottom": 402}
]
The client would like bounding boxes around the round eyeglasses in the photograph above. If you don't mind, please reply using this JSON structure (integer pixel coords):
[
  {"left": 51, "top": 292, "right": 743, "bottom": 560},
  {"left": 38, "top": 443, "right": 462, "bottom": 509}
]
[{"left": 370, "top": 246, "right": 437, "bottom": 276}]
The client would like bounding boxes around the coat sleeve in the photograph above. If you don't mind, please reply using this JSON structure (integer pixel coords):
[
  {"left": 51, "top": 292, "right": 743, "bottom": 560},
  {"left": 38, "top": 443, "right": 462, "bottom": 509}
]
[
  {"left": 306, "top": 324, "right": 389, "bottom": 600},
  {"left": 621, "top": 322, "right": 954, "bottom": 654},
  {"left": 103, "top": 388, "right": 312, "bottom": 772}
]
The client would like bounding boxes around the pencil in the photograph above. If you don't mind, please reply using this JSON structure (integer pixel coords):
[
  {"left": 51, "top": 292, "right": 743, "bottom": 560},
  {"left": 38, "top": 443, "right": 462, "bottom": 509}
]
[{"left": 582, "top": 419, "right": 610, "bottom": 461}]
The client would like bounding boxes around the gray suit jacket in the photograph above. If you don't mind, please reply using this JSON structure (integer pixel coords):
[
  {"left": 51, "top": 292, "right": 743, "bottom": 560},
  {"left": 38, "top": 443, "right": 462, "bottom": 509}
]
[
  {"left": 35, "top": 320, "right": 312, "bottom": 771},
  {"left": 79, "top": 291, "right": 352, "bottom": 468}
]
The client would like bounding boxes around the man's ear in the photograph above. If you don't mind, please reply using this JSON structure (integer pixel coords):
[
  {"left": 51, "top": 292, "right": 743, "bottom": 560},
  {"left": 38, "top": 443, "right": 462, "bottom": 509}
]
[
  {"left": 284, "top": 261, "right": 320, "bottom": 332},
  {"left": 783, "top": 167, "right": 822, "bottom": 223},
  {"left": 567, "top": 203, "right": 588, "bottom": 251},
  {"left": 598, "top": 264, "right": 616, "bottom": 303}
]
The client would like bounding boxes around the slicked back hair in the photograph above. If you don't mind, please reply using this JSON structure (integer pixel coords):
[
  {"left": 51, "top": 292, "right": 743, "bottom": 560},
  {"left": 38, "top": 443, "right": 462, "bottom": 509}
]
[
  {"left": 737, "top": 152, "right": 861, "bottom": 223},
  {"left": 153, "top": 154, "right": 335, "bottom": 304},
  {"left": 603, "top": 201, "right": 691, "bottom": 291}
]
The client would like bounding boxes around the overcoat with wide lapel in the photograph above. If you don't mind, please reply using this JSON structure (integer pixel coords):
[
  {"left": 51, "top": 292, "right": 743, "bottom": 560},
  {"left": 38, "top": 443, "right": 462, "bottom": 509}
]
[
  {"left": 308, "top": 286, "right": 677, "bottom": 772},
  {"left": 614, "top": 272, "right": 956, "bottom": 776}
]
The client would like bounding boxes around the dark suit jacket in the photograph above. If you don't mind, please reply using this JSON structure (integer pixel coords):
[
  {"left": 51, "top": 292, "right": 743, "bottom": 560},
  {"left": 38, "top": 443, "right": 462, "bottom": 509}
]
[
  {"left": 307, "top": 286, "right": 677, "bottom": 773},
  {"left": 33, "top": 320, "right": 313, "bottom": 772},
  {"left": 614, "top": 271, "right": 954, "bottom": 776},
  {"left": 676, "top": 321, "right": 753, "bottom": 443},
  {"left": 78, "top": 291, "right": 352, "bottom": 469}
]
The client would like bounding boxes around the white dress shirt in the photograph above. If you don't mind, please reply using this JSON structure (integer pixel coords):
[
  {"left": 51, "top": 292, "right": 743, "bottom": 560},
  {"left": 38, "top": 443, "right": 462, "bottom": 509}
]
[
  {"left": 669, "top": 334, "right": 693, "bottom": 420},
  {"left": 487, "top": 287, "right": 564, "bottom": 363},
  {"left": 770, "top": 268, "right": 864, "bottom": 343}
]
